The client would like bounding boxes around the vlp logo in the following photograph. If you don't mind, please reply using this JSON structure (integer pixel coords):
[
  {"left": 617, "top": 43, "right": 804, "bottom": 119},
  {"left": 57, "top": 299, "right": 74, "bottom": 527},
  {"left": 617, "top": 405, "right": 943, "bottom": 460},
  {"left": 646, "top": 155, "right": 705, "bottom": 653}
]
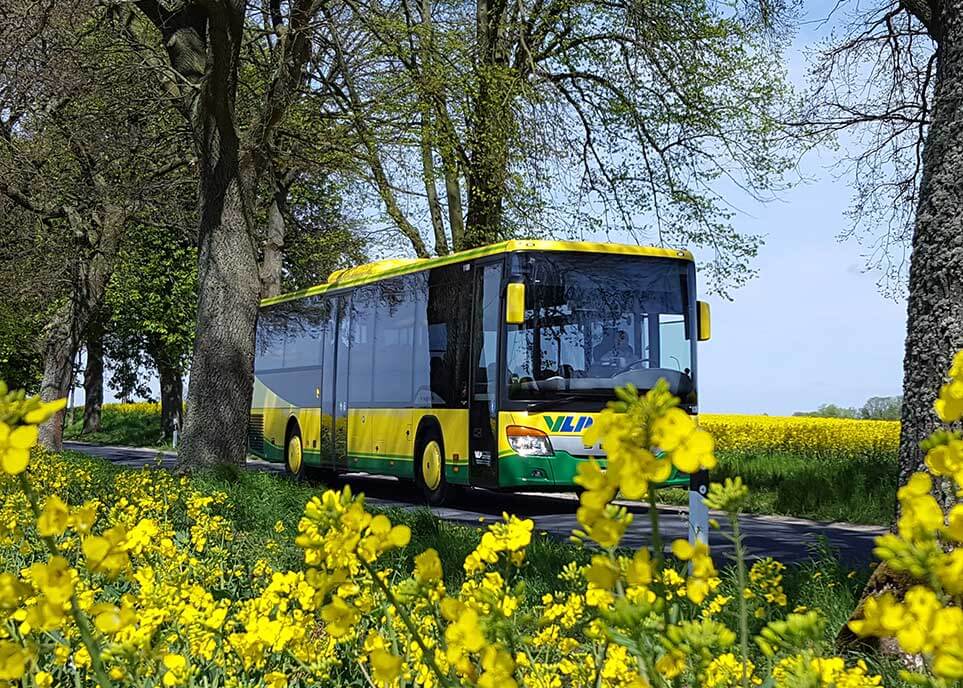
[{"left": 542, "top": 415, "right": 594, "bottom": 433}]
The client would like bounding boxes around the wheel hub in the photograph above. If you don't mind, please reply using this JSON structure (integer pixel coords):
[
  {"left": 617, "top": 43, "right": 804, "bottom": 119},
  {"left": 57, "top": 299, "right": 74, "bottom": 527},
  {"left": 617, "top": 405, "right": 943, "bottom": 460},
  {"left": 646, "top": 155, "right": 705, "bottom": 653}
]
[
  {"left": 287, "top": 435, "right": 302, "bottom": 473},
  {"left": 422, "top": 440, "right": 442, "bottom": 490}
]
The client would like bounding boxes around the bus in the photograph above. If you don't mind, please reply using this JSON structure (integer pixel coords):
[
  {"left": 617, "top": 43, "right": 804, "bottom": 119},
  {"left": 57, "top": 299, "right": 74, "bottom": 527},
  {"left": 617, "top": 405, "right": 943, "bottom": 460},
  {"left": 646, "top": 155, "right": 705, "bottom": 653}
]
[{"left": 249, "top": 239, "right": 711, "bottom": 504}]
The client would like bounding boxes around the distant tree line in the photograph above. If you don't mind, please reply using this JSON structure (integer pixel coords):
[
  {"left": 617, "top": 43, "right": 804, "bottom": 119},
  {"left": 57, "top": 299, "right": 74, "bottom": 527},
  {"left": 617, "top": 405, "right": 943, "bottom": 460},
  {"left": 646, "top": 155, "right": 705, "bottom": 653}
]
[{"left": 793, "top": 396, "right": 903, "bottom": 421}]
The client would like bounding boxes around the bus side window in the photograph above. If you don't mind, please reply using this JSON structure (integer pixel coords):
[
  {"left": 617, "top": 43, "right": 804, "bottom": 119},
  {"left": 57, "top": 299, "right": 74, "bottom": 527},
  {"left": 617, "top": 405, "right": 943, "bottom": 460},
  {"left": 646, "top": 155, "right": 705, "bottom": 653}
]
[
  {"left": 372, "top": 277, "right": 415, "bottom": 405},
  {"left": 348, "top": 286, "right": 376, "bottom": 405},
  {"left": 426, "top": 265, "right": 472, "bottom": 408}
]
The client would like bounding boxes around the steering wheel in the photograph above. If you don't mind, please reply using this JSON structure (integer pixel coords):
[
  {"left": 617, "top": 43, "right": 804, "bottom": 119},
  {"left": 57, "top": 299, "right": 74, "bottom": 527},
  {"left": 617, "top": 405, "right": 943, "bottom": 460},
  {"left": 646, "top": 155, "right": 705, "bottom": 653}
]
[{"left": 613, "top": 358, "right": 652, "bottom": 375}]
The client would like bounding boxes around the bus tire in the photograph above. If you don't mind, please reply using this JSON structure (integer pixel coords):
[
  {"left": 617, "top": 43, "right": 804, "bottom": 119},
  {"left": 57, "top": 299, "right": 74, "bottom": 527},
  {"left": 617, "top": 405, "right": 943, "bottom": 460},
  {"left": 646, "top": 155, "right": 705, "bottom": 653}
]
[
  {"left": 285, "top": 423, "right": 307, "bottom": 481},
  {"left": 416, "top": 429, "right": 451, "bottom": 506}
]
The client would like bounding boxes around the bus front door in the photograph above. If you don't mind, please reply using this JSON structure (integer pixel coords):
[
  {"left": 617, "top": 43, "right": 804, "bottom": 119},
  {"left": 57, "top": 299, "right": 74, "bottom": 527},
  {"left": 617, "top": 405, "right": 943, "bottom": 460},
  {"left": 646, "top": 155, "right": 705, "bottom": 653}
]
[{"left": 469, "top": 260, "right": 502, "bottom": 488}]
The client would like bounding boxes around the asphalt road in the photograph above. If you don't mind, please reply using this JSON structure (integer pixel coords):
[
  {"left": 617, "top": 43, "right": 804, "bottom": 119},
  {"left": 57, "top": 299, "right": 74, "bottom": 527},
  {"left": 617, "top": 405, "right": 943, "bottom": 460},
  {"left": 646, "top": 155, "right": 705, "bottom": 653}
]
[{"left": 63, "top": 441, "right": 885, "bottom": 567}]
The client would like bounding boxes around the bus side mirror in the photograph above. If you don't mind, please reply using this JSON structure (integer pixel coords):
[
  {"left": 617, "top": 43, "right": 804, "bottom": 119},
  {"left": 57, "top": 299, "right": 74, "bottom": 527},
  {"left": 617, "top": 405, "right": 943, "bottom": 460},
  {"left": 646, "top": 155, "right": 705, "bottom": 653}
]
[
  {"left": 506, "top": 283, "right": 526, "bottom": 324},
  {"left": 697, "top": 301, "right": 711, "bottom": 341}
]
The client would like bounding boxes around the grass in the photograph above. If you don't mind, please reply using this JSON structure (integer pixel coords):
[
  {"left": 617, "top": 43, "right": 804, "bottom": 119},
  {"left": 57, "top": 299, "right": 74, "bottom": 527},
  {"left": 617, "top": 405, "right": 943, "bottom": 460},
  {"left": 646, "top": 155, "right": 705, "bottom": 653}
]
[
  {"left": 658, "top": 450, "right": 897, "bottom": 526},
  {"left": 58, "top": 449, "right": 588, "bottom": 596},
  {"left": 62, "top": 404, "right": 898, "bottom": 525},
  {"left": 63, "top": 404, "right": 170, "bottom": 448}
]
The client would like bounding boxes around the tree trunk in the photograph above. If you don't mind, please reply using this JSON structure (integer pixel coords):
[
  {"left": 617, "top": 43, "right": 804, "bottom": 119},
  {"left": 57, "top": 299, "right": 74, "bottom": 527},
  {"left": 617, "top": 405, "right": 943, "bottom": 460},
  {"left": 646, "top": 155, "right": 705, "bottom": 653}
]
[
  {"left": 443, "top": 150, "right": 465, "bottom": 250},
  {"left": 842, "top": 9, "right": 963, "bottom": 652},
  {"left": 259, "top": 178, "right": 287, "bottom": 299},
  {"left": 37, "top": 208, "right": 126, "bottom": 450},
  {"left": 420, "top": 110, "right": 450, "bottom": 256},
  {"left": 466, "top": 74, "right": 512, "bottom": 246},
  {"left": 82, "top": 323, "right": 104, "bottom": 434},
  {"left": 897, "top": 22, "right": 963, "bottom": 516},
  {"left": 178, "top": 138, "right": 260, "bottom": 468},
  {"left": 157, "top": 356, "right": 183, "bottom": 443},
  {"left": 37, "top": 302, "right": 82, "bottom": 449},
  {"left": 466, "top": 0, "right": 514, "bottom": 249}
]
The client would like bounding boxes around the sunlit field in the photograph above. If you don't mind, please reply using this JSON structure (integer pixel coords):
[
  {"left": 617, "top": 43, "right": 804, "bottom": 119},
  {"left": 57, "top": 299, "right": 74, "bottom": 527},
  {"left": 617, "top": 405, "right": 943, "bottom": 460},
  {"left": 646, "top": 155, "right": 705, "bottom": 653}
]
[
  {"left": 701, "top": 414, "right": 899, "bottom": 462},
  {"left": 671, "top": 415, "right": 901, "bottom": 525}
]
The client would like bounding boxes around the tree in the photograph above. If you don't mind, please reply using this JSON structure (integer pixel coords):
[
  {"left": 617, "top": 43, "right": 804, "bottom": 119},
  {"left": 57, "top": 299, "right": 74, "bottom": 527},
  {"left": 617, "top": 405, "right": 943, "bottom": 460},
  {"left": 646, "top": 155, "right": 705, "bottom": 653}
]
[
  {"left": 113, "top": 0, "right": 339, "bottom": 468},
  {"left": 0, "top": 301, "right": 44, "bottom": 392},
  {"left": 791, "top": 396, "right": 902, "bottom": 420},
  {"left": 0, "top": 2, "right": 189, "bottom": 449},
  {"left": 800, "top": 0, "right": 963, "bottom": 517},
  {"left": 82, "top": 314, "right": 106, "bottom": 434},
  {"left": 311, "top": 0, "right": 794, "bottom": 290},
  {"left": 860, "top": 396, "right": 902, "bottom": 421},
  {"left": 106, "top": 216, "right": 198, "bottom": 442},
  {"left": 793, "top": 403, "right": 858, "bottom": 418}
]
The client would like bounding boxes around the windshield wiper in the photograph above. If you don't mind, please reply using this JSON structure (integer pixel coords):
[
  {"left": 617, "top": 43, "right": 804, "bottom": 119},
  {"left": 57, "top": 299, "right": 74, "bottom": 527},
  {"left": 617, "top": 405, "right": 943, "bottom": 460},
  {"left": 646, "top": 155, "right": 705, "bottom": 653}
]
[{"left": 525, "top": 395, "right": 598, "bottom": 411}]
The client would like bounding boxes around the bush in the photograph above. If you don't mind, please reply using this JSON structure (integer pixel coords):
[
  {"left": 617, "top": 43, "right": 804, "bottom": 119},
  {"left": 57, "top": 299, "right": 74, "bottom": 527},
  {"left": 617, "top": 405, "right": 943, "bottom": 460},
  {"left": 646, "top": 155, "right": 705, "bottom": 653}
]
[{"left": 0, "top": 354, "right": 961, "bottom": 687}]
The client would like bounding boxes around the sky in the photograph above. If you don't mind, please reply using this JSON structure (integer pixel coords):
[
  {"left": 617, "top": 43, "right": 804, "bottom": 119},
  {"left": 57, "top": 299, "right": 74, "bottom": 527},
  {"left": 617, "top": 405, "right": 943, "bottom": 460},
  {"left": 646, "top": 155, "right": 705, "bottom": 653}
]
[
  {"left": 692, "top": 178, "right": 907, "bottom": 416},
  {"left": 87, "top": 0, "right": 910, "bottom": 416},
  {"left": 687, "top": 2, "right": 909, "bottom": 415}
]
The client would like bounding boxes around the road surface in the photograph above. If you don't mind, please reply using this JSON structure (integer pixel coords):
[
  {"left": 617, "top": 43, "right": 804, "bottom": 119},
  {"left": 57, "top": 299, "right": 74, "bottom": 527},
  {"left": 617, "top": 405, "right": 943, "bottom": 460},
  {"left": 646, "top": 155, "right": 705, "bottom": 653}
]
[{"left": 63, "top": 442, "right": 884, "bottom": 566}]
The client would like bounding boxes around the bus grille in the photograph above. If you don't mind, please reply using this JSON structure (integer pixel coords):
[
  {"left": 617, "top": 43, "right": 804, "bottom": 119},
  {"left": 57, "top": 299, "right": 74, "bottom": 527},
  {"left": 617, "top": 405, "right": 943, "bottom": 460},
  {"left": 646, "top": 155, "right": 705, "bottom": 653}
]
[{"left": 248, "top": 414, "right": 264, "bottom": 453}]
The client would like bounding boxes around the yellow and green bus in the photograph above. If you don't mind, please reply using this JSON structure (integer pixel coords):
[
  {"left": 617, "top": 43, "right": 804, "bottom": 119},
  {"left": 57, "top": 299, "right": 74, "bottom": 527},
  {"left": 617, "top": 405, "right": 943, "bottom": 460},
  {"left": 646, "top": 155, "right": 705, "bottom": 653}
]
[{"left": 249, "top": 239, "right": 710, "bottom": 504}]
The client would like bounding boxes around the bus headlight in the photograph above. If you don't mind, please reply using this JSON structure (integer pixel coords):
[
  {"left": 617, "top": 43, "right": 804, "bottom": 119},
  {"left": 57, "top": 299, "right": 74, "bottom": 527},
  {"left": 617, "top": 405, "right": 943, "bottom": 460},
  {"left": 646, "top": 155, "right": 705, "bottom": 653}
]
[{"left": 506, "top": 426, "right": 554, "bottom": 457}]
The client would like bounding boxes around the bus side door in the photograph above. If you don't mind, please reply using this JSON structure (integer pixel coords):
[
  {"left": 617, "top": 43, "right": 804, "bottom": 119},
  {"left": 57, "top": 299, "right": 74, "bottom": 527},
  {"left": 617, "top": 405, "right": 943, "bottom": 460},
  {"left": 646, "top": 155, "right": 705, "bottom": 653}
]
[{"left": 469, "top": 259, "right": 502, "bottom": 487}]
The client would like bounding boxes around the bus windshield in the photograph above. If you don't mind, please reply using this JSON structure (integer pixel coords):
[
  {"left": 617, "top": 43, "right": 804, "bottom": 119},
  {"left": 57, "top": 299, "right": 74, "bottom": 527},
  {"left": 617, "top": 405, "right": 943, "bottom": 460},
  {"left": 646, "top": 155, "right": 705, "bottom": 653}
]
[{"left": 505, "top": 252, "right": 696, "bottom": 406}]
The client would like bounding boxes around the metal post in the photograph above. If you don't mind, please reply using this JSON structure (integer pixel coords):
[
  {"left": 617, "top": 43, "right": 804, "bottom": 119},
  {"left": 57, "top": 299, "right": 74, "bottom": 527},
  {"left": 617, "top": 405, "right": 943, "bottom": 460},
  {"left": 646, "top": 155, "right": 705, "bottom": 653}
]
[{"left": 688, "top": 469, "right": 710, "bottom": 547}]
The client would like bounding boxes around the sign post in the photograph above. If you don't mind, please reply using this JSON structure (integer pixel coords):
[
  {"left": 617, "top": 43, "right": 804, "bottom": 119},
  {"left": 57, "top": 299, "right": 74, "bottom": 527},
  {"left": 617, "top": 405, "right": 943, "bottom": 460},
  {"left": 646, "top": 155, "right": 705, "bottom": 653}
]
[{"left": 688, "top": 469, "right": 710, "bottom": 547}]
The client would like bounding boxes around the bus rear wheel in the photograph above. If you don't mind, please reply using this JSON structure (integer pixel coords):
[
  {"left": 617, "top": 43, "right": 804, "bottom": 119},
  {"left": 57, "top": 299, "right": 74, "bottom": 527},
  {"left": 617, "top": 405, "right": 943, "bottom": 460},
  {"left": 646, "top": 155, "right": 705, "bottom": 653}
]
[
  {"left": 417, "top": 432, "right": 451, "bottom": 506},
  {"left": 285, "top": 426, "right": 306, "bottom": 480}
]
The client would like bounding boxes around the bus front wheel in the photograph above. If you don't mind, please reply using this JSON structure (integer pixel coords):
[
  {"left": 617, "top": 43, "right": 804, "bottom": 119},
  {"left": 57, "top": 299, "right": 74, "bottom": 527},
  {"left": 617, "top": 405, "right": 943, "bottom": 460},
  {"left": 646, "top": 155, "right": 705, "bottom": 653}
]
[{"left": 417, "top": 432, "right": 451, "bottom": 505}]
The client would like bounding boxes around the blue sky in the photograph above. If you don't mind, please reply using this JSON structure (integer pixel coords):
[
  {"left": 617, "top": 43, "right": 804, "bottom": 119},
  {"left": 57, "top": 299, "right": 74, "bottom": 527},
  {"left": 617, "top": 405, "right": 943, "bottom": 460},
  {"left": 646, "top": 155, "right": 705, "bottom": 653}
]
[
  {"left": 693, "top": 176, "right": 907, "bottom": 415},
  {"left": 688, "top": 1, "right": 909, "bottom": 415}
]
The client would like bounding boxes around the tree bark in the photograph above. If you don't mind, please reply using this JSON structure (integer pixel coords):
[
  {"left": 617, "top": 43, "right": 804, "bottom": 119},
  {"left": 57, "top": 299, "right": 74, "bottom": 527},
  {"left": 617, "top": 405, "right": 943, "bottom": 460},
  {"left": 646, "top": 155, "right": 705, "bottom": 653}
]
[
  {"left": 178, "top": 140, "right": 260, "bottom": 468},
  {"left": 465, "top": 0, "right": 514, "bottom": 249},
  {"left": 843, "top": 1, "right": 963, "bottom": 652},
  {"left": 37, "top": 302, "right": 81, "bottom": 449},
  {"left": 420, "top": 109, "right": 450, "bottom": 256},
  {"left": 132, "top": 1, "right": 259, "bottom": 468},
  {"left": 897, "top": 14, "right": 963, "bottom": 516},
  {"left": 82, "top": 321, "right": 104, "bottom": 434},
  {"left": 442, "top": 149, "right": 465, "bottom": 250},
  {"left": 259, "top": 176, "right": 288, "bottom": 299}
]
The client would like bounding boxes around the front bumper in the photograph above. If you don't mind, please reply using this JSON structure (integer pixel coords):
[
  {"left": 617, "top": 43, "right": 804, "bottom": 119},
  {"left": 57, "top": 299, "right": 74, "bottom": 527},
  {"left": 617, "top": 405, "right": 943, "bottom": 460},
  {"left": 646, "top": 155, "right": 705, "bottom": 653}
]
[{"left": 497, "top": 450, "right": 691, "bottom": 491}]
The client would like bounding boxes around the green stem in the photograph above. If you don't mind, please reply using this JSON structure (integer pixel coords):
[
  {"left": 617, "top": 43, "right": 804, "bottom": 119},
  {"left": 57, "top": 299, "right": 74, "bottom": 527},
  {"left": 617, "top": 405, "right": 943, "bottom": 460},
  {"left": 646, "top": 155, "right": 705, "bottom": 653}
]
[
  {"left": 359, "top": 558, "right": 457, "bottom": 688},
  {"left": 647, "top": 484, "right": 664, "bottom": 570},
  {"left": 730, "top": 514, "right": 749, "bottom": 688},
  {"left": 18, "top": 473, "right": 114, "bottom": 688},
  {"left": 647, "top": 483, "right": 673, "bottom": 632}
]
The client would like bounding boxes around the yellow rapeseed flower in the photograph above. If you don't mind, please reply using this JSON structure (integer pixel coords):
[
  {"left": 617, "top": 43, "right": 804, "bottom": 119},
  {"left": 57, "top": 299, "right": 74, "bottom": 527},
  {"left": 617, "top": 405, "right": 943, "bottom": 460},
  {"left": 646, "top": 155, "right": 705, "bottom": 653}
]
[
  {"left": 0, "top": 421, "right": 36, "bottom": 475},
  {"left": 37, "top": 495, "right": 70, "bottom": 537},
  {"left": 414, "top": 547, "right": 443, "bottom": 584},
  {"left": 0, "top": 641, "right": 25, "bottom": 681},
  {"left": 369, "top": 648, "right": 403, "bottom": 685}
]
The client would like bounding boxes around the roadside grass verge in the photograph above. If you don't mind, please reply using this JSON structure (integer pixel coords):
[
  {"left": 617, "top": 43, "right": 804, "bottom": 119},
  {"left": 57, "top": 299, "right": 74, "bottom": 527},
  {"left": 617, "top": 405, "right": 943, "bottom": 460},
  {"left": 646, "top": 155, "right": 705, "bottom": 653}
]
[
  {"left": 57, "top": 449, "right": 587, "bottom": 595},
  {"left": 658, "top": 450, "right": 897, "bottom": 525},
  {"left": 63, "top": 404, "right": 169, "bottom": 448}
]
